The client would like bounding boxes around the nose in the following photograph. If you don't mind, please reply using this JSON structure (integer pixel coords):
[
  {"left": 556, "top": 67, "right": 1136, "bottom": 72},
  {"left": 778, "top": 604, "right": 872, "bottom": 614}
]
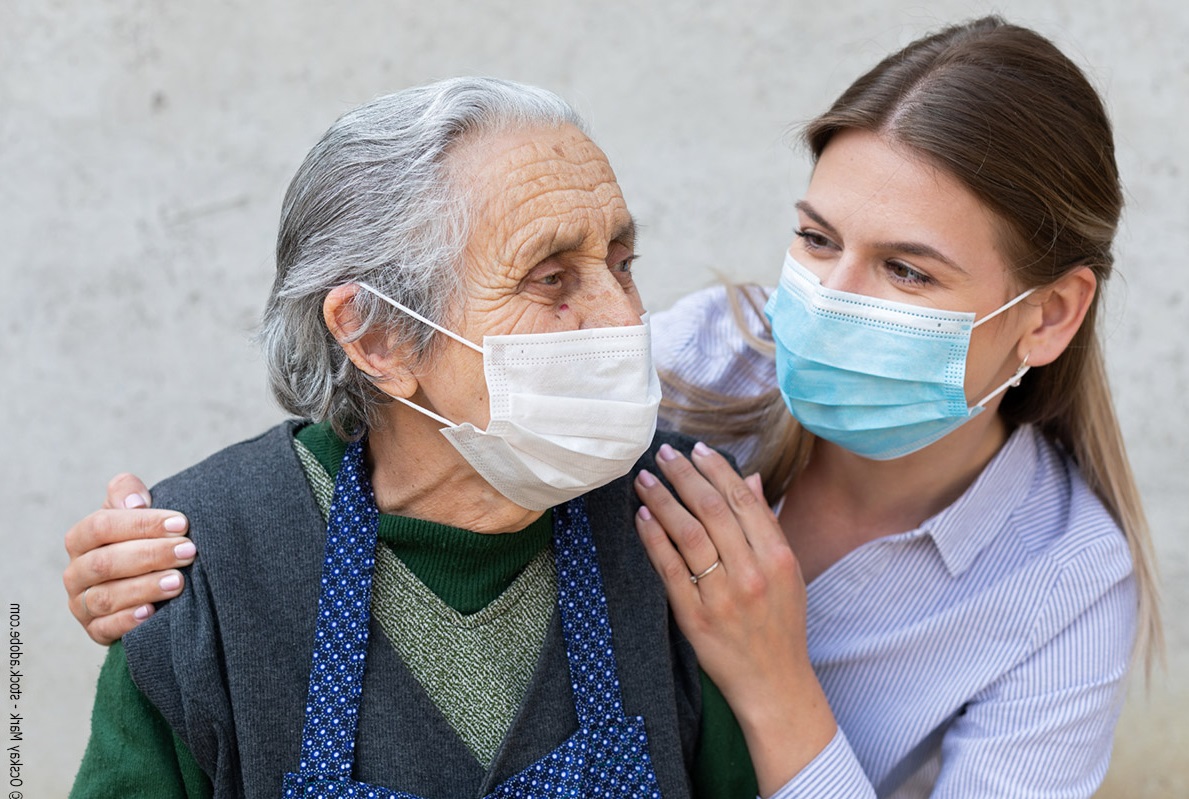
[
  {"left": 817, "top": 256, "right": 872, "bottom": 296},
  {"left": 578, "top": 270, "right": 644, "bottom": 329}
]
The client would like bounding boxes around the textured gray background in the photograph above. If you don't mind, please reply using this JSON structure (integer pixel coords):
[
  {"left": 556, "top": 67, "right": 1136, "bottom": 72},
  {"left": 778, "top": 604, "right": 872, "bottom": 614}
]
[{"left": 2, "top": 1, "right": 1185, "bottom": 795}]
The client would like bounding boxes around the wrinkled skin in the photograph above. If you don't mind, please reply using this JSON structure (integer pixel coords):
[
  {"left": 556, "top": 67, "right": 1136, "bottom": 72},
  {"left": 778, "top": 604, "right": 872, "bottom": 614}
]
[{"left": 64, "top": 122, "right": 645, "bottom": 642}]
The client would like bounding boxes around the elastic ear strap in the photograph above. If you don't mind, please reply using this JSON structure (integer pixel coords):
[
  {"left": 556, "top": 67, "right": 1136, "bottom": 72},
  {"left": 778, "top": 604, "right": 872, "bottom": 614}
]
[
  {"left": 391, "top": 394, "right": 456, "bottom": 428},
  {"left": 972, "top": 288, "right": 1036, "bottom": 329},
  {"left": 356, "top": 282, "right": 483, "bottom": 354},
  {"left": 973, "top": 358, "right": 1030, "bottom": 408}
]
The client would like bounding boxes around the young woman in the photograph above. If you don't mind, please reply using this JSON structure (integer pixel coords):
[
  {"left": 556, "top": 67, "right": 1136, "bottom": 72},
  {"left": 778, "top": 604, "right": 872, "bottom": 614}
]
[
  {"left": 64, "top": 16, "right": 1157, "bottom": 798},
  {"left": 635, "top": 16, "right": 1159, "bottom": 798}
]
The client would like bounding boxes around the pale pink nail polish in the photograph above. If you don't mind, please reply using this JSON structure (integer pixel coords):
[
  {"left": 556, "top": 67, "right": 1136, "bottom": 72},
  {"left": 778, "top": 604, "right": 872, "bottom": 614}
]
[
  {"left": 124, "top": 493, "right": 147, "bottom": 509},
  {"left": 133, "top": 605, "right": 153, "bottom": 621},
  {"left": 163, "top": 516, "right": 187, "bottom": 534},
  {"left": 693, "top": 441, "right": 713, "bottom": 457},
  {"left": 637, "top": 470, "right": 658, "bottom": 488},
  {"left": 657, "top": 444, "right": 677, "bottom": 462},
  {"left": 174, "top": 542, "right": 196, "bottom": 560},
  {"left": 160, "top": 574, "right": 181, "bottom": 591}
]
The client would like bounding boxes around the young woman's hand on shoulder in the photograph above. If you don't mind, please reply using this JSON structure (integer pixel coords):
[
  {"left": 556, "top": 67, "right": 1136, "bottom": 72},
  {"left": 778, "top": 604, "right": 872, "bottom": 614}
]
[
  {"left": 63, "top": 473, "right": 194, "bottom": 645},
  {"left": 634, "top": 442, "right": 836, "bottom": 795}
]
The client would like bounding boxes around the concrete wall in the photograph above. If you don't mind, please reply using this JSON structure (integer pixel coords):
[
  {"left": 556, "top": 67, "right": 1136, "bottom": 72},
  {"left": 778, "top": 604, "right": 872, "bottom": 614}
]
[{"left": 3, "top": 0, "right": 1185, "bottom": 795}]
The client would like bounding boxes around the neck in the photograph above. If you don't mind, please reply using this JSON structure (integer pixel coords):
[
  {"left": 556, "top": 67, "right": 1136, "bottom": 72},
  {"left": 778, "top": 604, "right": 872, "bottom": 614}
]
[
  {"left": 787, "top": 410, "right": 1011, "bottom": 550},
  {"left": 827, "top": 412, "right": 1007, "bottom": 525},
  {"left": 366, "top": 404, "right": 543, "bottom": 534}
]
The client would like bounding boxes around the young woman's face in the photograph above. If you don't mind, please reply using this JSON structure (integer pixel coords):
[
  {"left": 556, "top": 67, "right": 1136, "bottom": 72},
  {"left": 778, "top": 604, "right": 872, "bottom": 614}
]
[{"left": 790, "top": 128, "right": 1033, "bottom": 405}]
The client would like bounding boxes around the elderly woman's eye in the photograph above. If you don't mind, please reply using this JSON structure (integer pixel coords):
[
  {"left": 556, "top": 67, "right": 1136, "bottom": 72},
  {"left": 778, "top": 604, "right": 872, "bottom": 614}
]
[
  {"left": 539, "top": 272, "right": 562, "bottom": 285},
  {"left": 612, "top": 256, "right": 638, "bottom": 274}
]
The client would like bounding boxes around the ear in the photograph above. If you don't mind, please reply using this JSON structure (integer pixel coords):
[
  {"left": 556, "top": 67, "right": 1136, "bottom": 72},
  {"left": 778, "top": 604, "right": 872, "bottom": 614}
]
[
  {"left": 1017, "top": 266, "right": 1097, "bottom": 367},
  {"left": 323, "top": 284, "right": 419, "bottom": 399}
]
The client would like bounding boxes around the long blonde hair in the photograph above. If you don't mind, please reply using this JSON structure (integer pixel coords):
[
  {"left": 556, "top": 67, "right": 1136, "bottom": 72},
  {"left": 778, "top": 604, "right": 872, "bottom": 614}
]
[{"left": 666, "top": 15, "right": 1161, "bottom": 672}]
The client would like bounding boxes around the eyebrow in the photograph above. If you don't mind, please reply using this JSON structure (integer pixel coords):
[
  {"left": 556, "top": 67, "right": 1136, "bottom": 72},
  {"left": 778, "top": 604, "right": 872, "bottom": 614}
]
[
  {"left": 795, "top": 200, "right": 967, "bottom": 276},
  {"left": 540, "top": 214, "right": 637, "bottom": 259},
  {"left": 613, "top": 215, "right": 638, "bottom": 251}
]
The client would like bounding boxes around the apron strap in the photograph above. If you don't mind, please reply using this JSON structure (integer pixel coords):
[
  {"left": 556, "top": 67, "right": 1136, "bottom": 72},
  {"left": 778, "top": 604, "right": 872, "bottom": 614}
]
[
  {"left": 552, "top": 498, "right": 629, "bottom": 728},
  {"left": 293, "top": 439, "right": 379, "bottom": 781}
]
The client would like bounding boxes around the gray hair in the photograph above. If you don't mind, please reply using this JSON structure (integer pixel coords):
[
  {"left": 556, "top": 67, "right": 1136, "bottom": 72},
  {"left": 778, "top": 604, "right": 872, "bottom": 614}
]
[{"left": 257, "top": 76, "right": 587, "bottom": 438}]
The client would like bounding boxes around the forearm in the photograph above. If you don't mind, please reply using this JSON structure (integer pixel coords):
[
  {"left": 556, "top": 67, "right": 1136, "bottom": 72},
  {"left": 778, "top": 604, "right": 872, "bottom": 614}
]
[{"left": 729, "top": 668, "right": 839, "bottom": 797}]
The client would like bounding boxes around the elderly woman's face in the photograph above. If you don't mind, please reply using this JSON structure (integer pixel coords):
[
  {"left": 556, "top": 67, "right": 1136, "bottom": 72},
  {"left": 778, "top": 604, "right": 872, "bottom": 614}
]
[
  {"left": 453, "top": 123, "right": 643, "bottom": 335},
  {"left": 414, "top": 123, "right": 644, "bottom": 429}
]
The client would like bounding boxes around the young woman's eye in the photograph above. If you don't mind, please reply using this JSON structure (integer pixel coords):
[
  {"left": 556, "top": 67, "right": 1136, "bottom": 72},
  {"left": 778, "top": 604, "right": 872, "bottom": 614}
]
[
  {"left": 885, "top": 260, "right": 931, "bottom": 285},
  {"left": 794, "top": 229, "right": 833, "bottom": 251}
]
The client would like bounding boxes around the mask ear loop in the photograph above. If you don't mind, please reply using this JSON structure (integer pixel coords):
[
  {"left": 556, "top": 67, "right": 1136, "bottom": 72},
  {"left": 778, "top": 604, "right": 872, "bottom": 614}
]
[
  {"left": 355, "top": 282, "right": 484, "bottom": 354},
  {"left": 970, "top": 287, "right": 1036, "bottom": 409},
  {"left": 353, "top": 281, "right": 475, "bottom": 428},
  {"left": 389, "top": 395, "right": 456, "bottom": 427},
  {"left": 973, "top": 353, "right": 1030, "bottom": 409},
  {"left": 972, "top": 288, "right": 1036, "bottom": 329}
]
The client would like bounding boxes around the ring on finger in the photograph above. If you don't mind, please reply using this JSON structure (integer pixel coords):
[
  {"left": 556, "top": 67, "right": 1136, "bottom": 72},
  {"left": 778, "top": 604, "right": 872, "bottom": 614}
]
[
  {"left": 689, "top": 559, "right": 722, "bottom": 585},
  {"left": 82, "top": 587, "right": 94, "bottom": 617}
]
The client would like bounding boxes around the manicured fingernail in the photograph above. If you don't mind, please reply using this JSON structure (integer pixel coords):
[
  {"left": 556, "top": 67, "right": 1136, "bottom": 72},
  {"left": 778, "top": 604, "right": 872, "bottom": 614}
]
[
  {"left": 133, "top": 605, "right": 153, "bottom": 621},
  {"left": 657, "top": 444, "right": 678, "bottom": 462},
  {"left": 124, "top": 493, "right": 147, "bottom": 509},
  {"left": 693, "top": 441, "right": 713, "bottom": 457},
  {"left": 174, "top": 541, "right": 196, "bottom": 560},
  {"left": 163, "top": 516, "right": 187, "bottom": 534},
  {"left": 637, "top": 505, "right": 653, "bottom": 521},
  {"left": 160, "top": 574, "right": 181, "bottom": 591},
  {"left": 637, "top": 469, "right": 658, "bottom": 488}
]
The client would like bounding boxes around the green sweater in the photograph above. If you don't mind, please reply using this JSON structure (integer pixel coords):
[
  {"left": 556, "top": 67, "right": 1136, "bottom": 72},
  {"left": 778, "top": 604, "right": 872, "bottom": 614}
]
[{"left": 71, "top": 423, "right": 756, "bottom": 798}]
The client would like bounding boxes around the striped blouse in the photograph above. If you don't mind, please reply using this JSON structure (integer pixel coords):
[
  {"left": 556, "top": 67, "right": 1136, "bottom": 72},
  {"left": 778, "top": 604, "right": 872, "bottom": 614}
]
[{"left": 651, "top": 285, "right": 1138, "bottom": 798}]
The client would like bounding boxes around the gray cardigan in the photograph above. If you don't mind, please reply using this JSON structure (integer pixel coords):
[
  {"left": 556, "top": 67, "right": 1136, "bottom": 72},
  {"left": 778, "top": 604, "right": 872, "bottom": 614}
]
[{"left": 124, "top": 422, "right": 704, "bottom": 799}]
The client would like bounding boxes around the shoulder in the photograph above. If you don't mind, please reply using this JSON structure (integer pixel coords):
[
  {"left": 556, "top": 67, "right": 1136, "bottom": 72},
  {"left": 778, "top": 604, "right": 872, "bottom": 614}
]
[
  {"left": 125, "top": 421, "right": 327, "bottom": 782},
  {"left": 581, "top": 430, "right": 709, "bottom": 544},
  {"left": 146, "top": 420, "right": 329, "bottom": 561},
  {"left": 1018, "top": 430, "right": 1132, "bottom": 574},
  {"left": 648, "top": 428, "right": 705, "bottom": 459},
  {"left": 128, "top": 418, "right": 323, "bottom": 652},
  {"left": 149, "top": 421, "right": 305, "bottom": 514},
  {"left": 929, "top": 427, "right": 1136, "bottom": 660},
  {"left": 144, "top": 419, "right": 326, "bottom": 576},
  {"left": 580, "top": 430, "right": 736, "bottom": 594},
  {"left": 1014, "top": 430, "right": 1136, "bottom": 645},
  {"left": 651, "top": 283, "right": 776, "bottom": 398},
  {"left": 579, "top": 429, "right": 718, "bottom": 597}
]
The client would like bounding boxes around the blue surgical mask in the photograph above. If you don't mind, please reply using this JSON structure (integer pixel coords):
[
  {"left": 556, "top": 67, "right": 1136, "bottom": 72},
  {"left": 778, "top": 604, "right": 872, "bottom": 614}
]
[{"left": 764, "top": 253, "right": 1034, "bottom": 460}]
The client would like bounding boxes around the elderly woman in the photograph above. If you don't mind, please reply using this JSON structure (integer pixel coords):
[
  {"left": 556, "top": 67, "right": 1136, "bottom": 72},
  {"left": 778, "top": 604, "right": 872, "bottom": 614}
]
[{"left": 70, "top": 78, "right": 757, "bottom": 798}]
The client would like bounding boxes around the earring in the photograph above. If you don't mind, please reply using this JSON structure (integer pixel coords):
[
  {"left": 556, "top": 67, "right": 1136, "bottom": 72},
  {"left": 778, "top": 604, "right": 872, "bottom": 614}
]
[{"left": 1009, "top": 353, "right": 1030, "bottom": 387}]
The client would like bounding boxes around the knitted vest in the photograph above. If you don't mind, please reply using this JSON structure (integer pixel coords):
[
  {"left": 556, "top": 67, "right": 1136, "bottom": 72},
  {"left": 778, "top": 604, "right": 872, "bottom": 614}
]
[{"left": 124, "top": 422, "right": 703, "bottom": 799}]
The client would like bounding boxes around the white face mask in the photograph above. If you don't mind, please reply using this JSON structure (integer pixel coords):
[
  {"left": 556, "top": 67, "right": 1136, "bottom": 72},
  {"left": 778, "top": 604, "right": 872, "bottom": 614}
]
[{"left": 356, "top": 283, "right": 662, "bottom": 511}]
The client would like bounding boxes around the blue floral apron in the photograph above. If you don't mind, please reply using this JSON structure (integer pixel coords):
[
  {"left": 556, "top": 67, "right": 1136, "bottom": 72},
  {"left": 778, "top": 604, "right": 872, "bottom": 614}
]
[{"left": 282, "top": 440, "right": 663, "bottom": 798}]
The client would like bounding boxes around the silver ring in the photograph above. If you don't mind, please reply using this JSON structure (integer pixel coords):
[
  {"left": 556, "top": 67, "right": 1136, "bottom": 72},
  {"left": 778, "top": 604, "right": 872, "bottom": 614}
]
[
  {"left": 689, "top": 559, "right": 721, "bottom": 585},
  {"left": 82, "top": 587, "right": 94, "bottom": 617}
]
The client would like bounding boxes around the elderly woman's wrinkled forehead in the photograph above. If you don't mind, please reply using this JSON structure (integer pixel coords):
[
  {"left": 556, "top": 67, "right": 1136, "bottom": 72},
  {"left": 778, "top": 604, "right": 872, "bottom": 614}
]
[
  {"left": 446, "top": 123, "right": 634, "bottom": 283},
  {"left": 446, "top": 122, "right": 625, "bottom": 210}
]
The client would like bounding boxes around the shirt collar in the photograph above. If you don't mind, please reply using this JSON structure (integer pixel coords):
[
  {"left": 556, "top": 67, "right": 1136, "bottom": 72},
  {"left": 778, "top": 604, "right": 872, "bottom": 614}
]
[{"left": 918, "top": 424, "right": 1040, "bottom": 577}]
